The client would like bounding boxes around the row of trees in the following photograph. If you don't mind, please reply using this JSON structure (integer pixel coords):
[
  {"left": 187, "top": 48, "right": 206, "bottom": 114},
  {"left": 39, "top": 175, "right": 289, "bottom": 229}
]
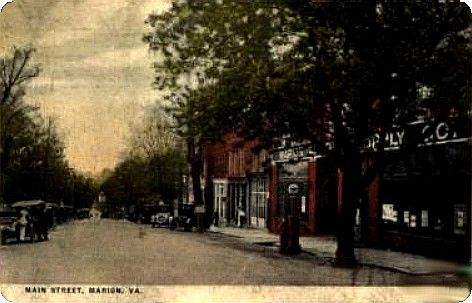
[
  {"left": 99, "top": 106, "right": 186, "bottom": 215},
  {"left": 0, "top": 47, "right": 96, "bottom": 209},
  {"left": 144, "top": 1, "right": 470, "bottom": 261}
]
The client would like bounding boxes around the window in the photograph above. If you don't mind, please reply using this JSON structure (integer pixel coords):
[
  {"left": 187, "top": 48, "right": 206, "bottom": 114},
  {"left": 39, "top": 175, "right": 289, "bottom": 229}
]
[
  {"left": 403, "top": 211, "right": 410, "bottom": 226},
  {"left": 382, "top": 204, "right": 397, "bottom": 223},
  {"left": 421, "top": 210, "right": 428, "bottom": 228},
  {"left": 238, "top": 149, "right": 244, "bottom": 175},
  {"left": 250, "top": 178, "right": 267, "bottom": 226},
  {"left": 410, "top": 214, "right": 417, "bottom": 228},
  {"left": 214, "top": 182, "right": 227, "bottom": 223},
  {"left": 228, "top": 152, "right": 233, "bottom": 176},
  {"left": 454, "top": 204, "right": 466, "bottom": 235}
]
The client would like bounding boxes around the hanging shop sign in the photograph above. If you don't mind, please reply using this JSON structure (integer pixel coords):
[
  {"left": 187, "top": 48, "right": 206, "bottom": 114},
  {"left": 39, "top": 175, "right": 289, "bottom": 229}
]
[{"left": 271, "top": 143, "right": 316, "bottom": 162}]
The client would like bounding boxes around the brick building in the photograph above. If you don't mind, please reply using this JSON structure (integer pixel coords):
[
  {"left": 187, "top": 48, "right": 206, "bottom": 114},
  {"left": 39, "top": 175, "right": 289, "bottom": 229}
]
[
  {"left": 202, "top": 116, "right": 470, "bottom": 261},
  {"left": 202, "top": 133, "right": 269, "bottom": 228}
]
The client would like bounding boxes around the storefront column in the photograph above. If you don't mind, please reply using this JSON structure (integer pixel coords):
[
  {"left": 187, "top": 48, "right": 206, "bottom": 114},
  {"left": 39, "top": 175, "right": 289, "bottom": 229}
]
[
  {"left": 307, "top": 159, "right": 317, "bottom": 234},
  {"left": 367, "top": 175, "right": 381, "bottom": 245},
  {"left": 268, "top": 161, "right": 279, "bottom": 233}
]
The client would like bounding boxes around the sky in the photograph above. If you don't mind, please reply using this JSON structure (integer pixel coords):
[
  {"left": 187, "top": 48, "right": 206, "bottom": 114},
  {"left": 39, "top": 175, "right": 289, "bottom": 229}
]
[{"left": 0, "top": 0, "right": 170, "bottom": 174}]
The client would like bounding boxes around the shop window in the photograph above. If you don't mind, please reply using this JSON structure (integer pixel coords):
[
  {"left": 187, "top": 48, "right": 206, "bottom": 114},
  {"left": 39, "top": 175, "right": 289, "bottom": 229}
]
[
  {"left": 454, "top": 204, "right": 466, "bottom": 235},
  {"left": 403, "top": 211, "right": 410, "bottom": 226},
  {"left": 382, "top": 204, "right": 397, "bottom": 223},
  {"left": 421, "top": 210, "right": 428, "bottom": 228},
  {"left": 250, "top": 178, "right": 267, "bottom": 223},
  {"left": 410, "top": 214, "right": 417, "bottom": 228}
]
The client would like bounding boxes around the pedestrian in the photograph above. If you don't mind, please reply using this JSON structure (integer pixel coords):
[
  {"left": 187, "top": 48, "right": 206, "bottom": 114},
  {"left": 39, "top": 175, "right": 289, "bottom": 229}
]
[
  {"left": 151, "top": 214, "right": 156, "bottom": 228},
  {"left": 237, "top": 206, "right": 246, "bottom": 228},
  {"left": 17, "top": 208, "right": 29, "bottom": 242},
  {"left": 31, "top": 207, "right": 43, "bottom": 241},
  {"left": 214, "top": 211, "right": 219, "bottom": 227},
  {"left": 36, "top": 205, "right": 49, "bottom": 241}
]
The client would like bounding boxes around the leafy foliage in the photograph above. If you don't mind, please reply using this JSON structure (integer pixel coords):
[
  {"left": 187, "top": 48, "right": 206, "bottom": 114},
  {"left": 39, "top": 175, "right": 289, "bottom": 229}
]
[
  {"left": 1, "top": 47, "right": 95, "bottom": 207},
  {"left": 100, "top": 107, "right": 186, "bottom": 212}
]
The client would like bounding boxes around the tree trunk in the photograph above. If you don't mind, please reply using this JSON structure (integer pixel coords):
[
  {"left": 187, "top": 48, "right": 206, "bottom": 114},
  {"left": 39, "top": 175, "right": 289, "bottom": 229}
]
[
  {"left": 331, "top": 96, "right": 362, "bottom": 265},
  {"left": 189, "top": 152, "right": 204, "bottom": 206},
  {"left": 335, "top": 152, "right": 361, "bottom": 264},
  {"left": 187, "top": 137, "right": 207, "bottom": 232}
]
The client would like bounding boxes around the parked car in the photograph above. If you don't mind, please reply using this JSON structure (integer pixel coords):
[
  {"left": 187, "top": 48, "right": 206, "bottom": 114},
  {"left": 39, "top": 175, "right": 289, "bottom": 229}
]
[
  {"left": 153, "top": 204, "right": 173, "bottom": 228},
  {"left": 0, "top": 209, "right": 19, "bottom": 244},
  {"left": 76, "top": 208, "right": 90, "bottom": 219},
  {"left": 0, "top": 206, "right": 37, "bottom": 245},
  {"left": 169, "top": 204, "right": 195, "bottom": 232}
]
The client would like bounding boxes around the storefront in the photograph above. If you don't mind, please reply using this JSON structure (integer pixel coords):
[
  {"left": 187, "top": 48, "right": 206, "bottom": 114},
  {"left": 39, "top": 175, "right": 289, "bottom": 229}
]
[
  {"left": 365, "top": 118, "right": 471, "bottom": 261},
  {"left": 267, "top": 142, "right": 338, "bottom": 235},
  {"left": 227, "top": 178, "right": 247, "bottom": 226}
]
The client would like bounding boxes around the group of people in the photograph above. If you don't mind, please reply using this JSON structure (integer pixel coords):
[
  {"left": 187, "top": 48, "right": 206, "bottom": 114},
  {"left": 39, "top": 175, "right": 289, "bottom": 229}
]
[{"left": 15, "top": 206, "right": 50, "bottom": 242}]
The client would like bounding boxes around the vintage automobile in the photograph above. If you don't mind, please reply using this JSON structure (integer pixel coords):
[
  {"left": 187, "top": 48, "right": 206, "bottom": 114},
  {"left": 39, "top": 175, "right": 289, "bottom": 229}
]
[
  {"left": 0, "top": 209, "right": 20, "bottom": 244},
  {"left": 169, "top": 204, "right": 195, "bottom": 232},
  {"left": 76, "top": 208, "right": 91, "bottom": 219},
  {"left": 1, "top": 201, "right": 44, "bottom": 245},
  {"left": 153, "top": 204, "right": 173, "bottom": 228}
]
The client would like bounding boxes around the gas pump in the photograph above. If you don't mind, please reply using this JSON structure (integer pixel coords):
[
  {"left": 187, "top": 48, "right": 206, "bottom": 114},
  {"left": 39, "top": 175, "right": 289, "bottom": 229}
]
[{"left": 280, "top": 182, "right": 302, "bottom": 254}]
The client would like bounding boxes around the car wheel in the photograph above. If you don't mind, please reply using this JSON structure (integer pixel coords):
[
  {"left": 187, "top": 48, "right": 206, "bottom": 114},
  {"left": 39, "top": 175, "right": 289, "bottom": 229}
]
[{"left": 1, "top": 233, "right": 6, "bottom": 245}]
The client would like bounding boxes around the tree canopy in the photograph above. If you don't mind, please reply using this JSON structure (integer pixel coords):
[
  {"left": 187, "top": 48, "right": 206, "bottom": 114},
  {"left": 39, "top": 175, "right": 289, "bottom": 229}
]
[
  {"left": 145, "top": 0, "right": 470, "bottom": 147},
  {"left": 100, "top": 106, "right": 186, "bottom": 215},
  {"left": 1, "top": 47, "right": 96, "bottom": 207}
]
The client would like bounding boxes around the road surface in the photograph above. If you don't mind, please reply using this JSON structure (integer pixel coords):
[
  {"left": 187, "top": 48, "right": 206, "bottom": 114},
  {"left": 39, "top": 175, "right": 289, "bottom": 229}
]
[{"left": 0, "top": 219, "right": 463, "bottom": 285}]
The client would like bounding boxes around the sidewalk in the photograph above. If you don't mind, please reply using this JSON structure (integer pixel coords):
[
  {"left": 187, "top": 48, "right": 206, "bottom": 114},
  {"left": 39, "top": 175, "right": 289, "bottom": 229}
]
[{"left": 208, "top": 226, "right": 464, "bottom": 275}]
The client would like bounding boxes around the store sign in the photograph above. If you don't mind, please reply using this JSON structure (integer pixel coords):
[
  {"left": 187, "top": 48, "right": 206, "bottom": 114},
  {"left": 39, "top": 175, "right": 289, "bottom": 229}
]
[
  {"left": 364, "top": 119, "right": 469, "bottom": 152},
  {"left": 271, "top": 144, "right": 316, "bottom": 162}
]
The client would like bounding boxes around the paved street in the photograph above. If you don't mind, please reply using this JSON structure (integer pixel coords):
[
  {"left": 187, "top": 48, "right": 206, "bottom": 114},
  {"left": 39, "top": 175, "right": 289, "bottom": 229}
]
[{"left": 0, "top": 219, "right": 465, "bottom": 286}]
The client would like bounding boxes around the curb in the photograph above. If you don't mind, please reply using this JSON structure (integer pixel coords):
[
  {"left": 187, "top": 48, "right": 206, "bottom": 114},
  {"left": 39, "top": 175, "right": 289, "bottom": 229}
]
[
  {"left": 300, "top": 248, "right": 462, "bottom": 276},
  {"left": 208, "top": 229, "right": 464, "bottom": 278}
]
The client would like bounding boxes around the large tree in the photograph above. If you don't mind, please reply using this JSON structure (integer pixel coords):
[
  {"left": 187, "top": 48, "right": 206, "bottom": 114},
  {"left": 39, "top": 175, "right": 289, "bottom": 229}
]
[
  {"left": 100, "top": 106, "right": 186, "bottom": 214},
  {"left": 144, "top": 0, "right": 470, "bottom": 260},
  {"left": 0, "top": 47, "right": 87, "bottom": 206}
]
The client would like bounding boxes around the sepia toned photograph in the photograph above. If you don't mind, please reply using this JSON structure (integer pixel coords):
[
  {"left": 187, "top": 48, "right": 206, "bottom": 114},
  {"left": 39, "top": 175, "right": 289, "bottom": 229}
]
[{"left": 0, "top": 0, "right": 471, "bottom": 302}]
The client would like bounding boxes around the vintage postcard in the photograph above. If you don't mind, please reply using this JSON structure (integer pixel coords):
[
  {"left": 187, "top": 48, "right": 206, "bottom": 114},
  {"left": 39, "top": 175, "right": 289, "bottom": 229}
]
[{"left": 0, "top": 0, "right": 471, "bottom": 302}]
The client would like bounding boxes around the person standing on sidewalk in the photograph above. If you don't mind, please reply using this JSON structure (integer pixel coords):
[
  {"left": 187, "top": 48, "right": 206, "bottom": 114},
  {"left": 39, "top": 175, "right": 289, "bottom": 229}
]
[
  {"left": 237, "top": 206, "right": 246, "bottom": 228},
  {"left": 16, "top": 208, "right": 29, "bottom": 242}
]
